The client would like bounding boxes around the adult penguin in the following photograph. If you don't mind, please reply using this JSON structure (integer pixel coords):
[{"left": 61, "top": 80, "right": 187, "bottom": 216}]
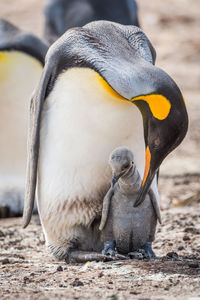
[
  {"left": 23, "top": 21, "right": 188, "bottom": 260},
  {"left": 43, "top": 0, "right": 140, "bottom": 44},
  {"left": 0, "top": 19, "right": 48, "bottom": 217}
]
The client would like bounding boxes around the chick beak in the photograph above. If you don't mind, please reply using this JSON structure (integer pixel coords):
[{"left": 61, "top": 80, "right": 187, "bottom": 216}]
[{"left": 112, "top": 173, "right": 122, "bottom": 187}]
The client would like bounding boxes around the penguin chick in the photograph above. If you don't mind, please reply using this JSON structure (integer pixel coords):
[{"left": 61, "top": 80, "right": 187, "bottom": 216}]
[{"left": 100, "top": 146, "right": 162, "bottom": 258}]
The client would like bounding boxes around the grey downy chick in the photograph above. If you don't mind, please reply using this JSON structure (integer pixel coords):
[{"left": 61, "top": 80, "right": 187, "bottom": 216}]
[{"left": 99, "top": 146, "right": 162, "bottom": 258}]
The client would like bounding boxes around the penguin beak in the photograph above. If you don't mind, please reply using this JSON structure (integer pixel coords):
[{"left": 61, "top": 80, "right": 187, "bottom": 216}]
[
  {"left": 134, "top": 146, "right": 156, "bottom": 207},
  {"left": 112, "top": 173, "right": 122, "bottom": 187}
]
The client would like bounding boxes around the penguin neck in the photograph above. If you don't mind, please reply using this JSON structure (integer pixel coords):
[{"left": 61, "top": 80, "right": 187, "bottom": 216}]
[{"left": 118, "top": 165, "right": 141, "bottom": 194}]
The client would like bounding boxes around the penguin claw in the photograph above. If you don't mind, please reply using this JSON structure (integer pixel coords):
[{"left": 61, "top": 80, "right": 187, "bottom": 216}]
[
  {"left": 101, "top": 241, "right": 128, "bottom": 260},
  {"left": 102, "top": 249, "right": 127, "bottom": 260},
  {"left": 141, "top": 241, "right": 156, "bottom": 259},
  {"left": 101, "top": 240, "right": 116, "bottom": 256},
  {"left": 128, "top": 242, "right": 156, "bottom": 260}
]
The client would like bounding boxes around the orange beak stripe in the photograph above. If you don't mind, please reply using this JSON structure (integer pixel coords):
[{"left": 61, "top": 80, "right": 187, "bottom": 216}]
[{"left": 142, "top": 146, "right": 151, "bottom": 186}]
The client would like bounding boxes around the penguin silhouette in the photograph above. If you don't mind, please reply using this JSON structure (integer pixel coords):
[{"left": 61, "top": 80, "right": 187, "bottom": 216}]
[
  {"left": 23, "top": 21, "right": 188, "bottom": 261},
  {"left": 43, "top": 0, "right": 140, "bottom": 44}
]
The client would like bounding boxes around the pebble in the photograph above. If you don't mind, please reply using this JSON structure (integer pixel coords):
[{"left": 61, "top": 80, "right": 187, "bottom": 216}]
[
  {"left": 23, "top": 276, "right": 32, "bottom": 283},
  {"left": 183, "top": 235, "right": 190, "bottom": 241},
  {"left": 130, "top": 291, "right": 139, "bottom": 295},
  {"left": 1, "top": 258, "right": 10, "bottom": 265},
  {"left": 188, "top": 262, "right": 199, "bottom": 268},
  {"left": 184, "top": 227, "right": 194, "bottom": 233},
  {"left": 71, "top": 279, "right": 84, "bottom": 287},
  {"left": 166, "top": 252, "right": 178, "bottom": 258},
  {"left": 178, "top": 245, "right": 184, "bottom": 251},
  {"left": 98, "top": 272, "right": 104, "bottom": 278},
  {"left": 57, "top": 265, "right": 63, "bottom": 272},
  {"left": 0, "top": 230, "right": 5, "bottom": 237}
]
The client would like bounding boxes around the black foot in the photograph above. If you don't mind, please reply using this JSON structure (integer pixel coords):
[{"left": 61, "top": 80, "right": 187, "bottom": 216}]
[
  {"left": 102, "top": 241, "right": 128, "bottom": 260},
  {"left": 128, "top": 242, "right": 156, "bottom": 260},
  {"left": 141, "top": 241, "right": 156, "bottom": 259},
  {"left": 102, "top": 241, "right": 116, "bottom": 256}
]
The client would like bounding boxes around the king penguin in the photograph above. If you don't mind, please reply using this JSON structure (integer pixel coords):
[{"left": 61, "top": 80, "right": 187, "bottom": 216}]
[
  {"left": 0, "top": 19, "right": 48, "bottom": 217},
  {"left": 23, "top": 21, "right": 188, "bottom": 260},
  {"left": 43, "top": 0, "right": 140, "bottom": 44}
]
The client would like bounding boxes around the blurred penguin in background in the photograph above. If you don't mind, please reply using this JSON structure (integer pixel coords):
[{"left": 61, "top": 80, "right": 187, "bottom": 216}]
[
  {"left": 43, "top": 0, "right": 140, "bottom": 44},
  {"left": 0, "top": 19, "right": 48, "bottom": 217}
]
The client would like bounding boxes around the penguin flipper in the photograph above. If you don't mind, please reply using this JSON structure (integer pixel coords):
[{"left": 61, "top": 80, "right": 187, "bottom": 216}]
[
  {"left": 148, "top": 188, "right": 162, "bottom": 224},
  {"left": 99, "top": 187, "right": 114, "bottom": 231},
  {"left": 23, "top": 61, "right": 55, "bottom": 228}
]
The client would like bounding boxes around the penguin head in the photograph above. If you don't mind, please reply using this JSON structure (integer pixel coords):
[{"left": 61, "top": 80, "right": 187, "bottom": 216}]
[
  {"left": 131, "top": 71, "right": 188, "bottom": 206},
  {"left": 109, "top": 147, "right": 134, "bottom": 185}
]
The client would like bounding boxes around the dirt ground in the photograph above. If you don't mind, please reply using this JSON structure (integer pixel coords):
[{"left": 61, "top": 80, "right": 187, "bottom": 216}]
[{"left": 0, "top": 0, "right": 200, "bottom": 299}]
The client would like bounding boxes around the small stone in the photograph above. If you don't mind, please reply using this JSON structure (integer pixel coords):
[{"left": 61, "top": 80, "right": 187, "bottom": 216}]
[
  {"left": 57, "top": 265, "right": 63, "bottom": 272},
  {"left": 23, "top": 276, "right": 29, "bottom": 283},
  {"left": 108, "top": 295, "right": 118, "bottom": 300},
  {"left": 71, "top": 279, "right": 84, "bottom": 287},
  {"left": 108, "top": 281, "right": 113, "bottom": 284},
  {"left": 130, "top": 291, "right": 139, "bottom": 295},
  {"left": 1, "top": 258, "right": 10, "bottom": 265},
  {"left": 98, "top": 272, "right": 104, "bottom": 278},
  {"left": 188, "top": 262, "right": 199, "bottom": 268},
  {"left": 183, "top": 235, "right": 190, "bottom": 241},
  {"left": 166, "top": 252, "right": 178, "bottom": 258},
  {"left": 0, "top": 230, "right": 5, "bottom": 237},
  {"left": 178, "top": 245, "right": 184, "bottom": 251},
  {"left": 184, "top": 227, "right": 194, "bottom": 233}
]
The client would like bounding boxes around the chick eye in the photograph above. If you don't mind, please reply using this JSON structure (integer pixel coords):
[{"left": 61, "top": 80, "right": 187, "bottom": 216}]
[{"left": 122, "top": 163, "right": 129, "bottom": 170}]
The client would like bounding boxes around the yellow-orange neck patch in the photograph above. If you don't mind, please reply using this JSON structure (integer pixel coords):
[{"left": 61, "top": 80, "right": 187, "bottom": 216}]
[
  {"left": 131, "top": 94, "right": 171, "bottom": 120},
  {"left": 97, "top": 72, "right": 171, "bottom": 120},
  {"left": 97, "top": 73, "right": 126, "bottom": 101},
  {"left": 0, "top": 52, "right": 10, "bottom": 63}
]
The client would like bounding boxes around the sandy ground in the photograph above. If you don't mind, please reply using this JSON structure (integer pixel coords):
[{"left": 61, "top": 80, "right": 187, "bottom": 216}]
[{"left": 0, "top": 0, "right": 200, "bottom": 299}]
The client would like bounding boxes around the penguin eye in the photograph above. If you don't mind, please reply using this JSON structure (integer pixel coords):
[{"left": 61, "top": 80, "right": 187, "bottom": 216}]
[{"left": 154, "top": 137, "right": 161, "bottom": 149}]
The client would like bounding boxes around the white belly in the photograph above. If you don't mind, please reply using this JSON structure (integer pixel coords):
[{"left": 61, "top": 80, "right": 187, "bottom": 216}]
[
  {"left": 0, "top": 51, "right": 43, "bottom": 190},
  {"left": 38, "top": 68, "right": 159, "bottom": 227}
]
